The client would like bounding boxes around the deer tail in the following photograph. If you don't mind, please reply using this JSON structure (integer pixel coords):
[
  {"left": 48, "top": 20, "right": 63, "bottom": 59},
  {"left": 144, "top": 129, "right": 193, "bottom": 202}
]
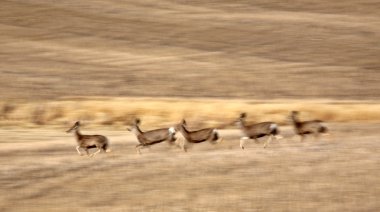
[{"left": 103, "top": 139, "right": 111, "bottom": 153}]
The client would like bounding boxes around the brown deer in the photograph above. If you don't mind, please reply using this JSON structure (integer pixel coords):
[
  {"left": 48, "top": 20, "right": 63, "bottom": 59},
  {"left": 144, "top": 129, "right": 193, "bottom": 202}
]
[
  {"left": 66, "top": 121, "right": 111, "bottom": 157},
  {"left": 176, "top": 119, "right": 223, "bottom": 152},
  {"left": 290, "top": 111, "right": 328, "bottom": 142},
  {"left": 127, "top": 118, "right": 177, "bottom": 154},
  {"left": 236, "top": 113, "right": 281, "bottom": 149}
]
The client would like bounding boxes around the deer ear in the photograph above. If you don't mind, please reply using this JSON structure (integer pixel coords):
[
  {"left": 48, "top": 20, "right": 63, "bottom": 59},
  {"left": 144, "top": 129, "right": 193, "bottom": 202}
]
[{"left": 181, "top": 119, "right": 187, "bottom": 125}]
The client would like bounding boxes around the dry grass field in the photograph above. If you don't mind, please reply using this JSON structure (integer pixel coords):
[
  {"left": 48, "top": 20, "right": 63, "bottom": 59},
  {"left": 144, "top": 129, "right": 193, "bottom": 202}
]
[
  {"left": 1, "top": 0, "right": 380, "bottom": 100},
  {"left": 1, "top": 97, "right": 380, "bottom": 128},
  {"left": 0, "top": 124, "right": 379, "bottom": 211},
  {"left": 1, "top": 0, "right": 380, "bottom": 211}
]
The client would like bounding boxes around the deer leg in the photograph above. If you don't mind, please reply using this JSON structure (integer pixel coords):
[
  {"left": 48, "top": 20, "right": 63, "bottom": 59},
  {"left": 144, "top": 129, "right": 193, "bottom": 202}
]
[
  {"left": 275, "top": 135, "right": 284, "bottom": 140},
  {"left": 209, "top": 138, "right": 217, "bottom": 145},
  {"left": 89, "top": 148, "right": 101, "bottom": 157},
  {"left": 314, "top": 132, "right": 320, "bottom": 142},
  {"left": 135, "top": 144, "right": 143, "bottom": 154},
  {"left": 181, "top": 138, "right": 193, "bottom": 152},
  {"left": 263, "top": 135, "right": 273, "bottom": 148},
  {"left": 178, "top": 138, "right": 189, "bottom": 152},
  {"left": 240, "top": 137, "right": 249, "bottom": 150},
  {"left": 174, "top": 137, "right": 181, "bottom": 148},
  {"left": 76, "top": 146, "right": 84, "bottom": 156},
  {"left": 166, "top": 139, "right": 174, "bottom": 146},
  {"left": 300, "top": 135, "right": 306, "bottom": 142},
  {"left": 84, "top": 148, "right": 90, "bottom": 156},
  {"left": 181, "top": 139, "right": 188, "bottom": 152}
]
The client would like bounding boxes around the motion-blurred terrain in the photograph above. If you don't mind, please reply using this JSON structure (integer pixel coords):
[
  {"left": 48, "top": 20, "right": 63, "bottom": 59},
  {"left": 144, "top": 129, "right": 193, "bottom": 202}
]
[
  {"left": 0, "top": 124, "right": 379, "bottom": 211},
  {"left": 1, "top": 0, "right": 380, "bottom": 100},
  {"left": 1, "top": 1, "right": 380, "bottom": 211}
]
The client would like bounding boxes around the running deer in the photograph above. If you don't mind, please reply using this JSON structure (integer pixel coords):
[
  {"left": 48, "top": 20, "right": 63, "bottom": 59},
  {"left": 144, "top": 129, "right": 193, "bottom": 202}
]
[
  {"left": 176, "top": 119, "right": 223, "bottom": 152},
  {"left": 127, "top": 118, "right": 177, "bottom": 154},
  {"left": 66, "top": 121, "right": 111, "bottom": 157},
  {"left": 290, "top": 111, "right": 328, "bottom": 142},
  {"left": 236, "top": 113, "right": 282, "bottom": 149}
]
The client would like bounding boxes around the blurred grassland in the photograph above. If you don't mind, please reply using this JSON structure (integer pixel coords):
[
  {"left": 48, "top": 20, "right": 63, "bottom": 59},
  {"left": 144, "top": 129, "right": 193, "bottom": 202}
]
[
  {"left": 1, "top": 0, "right": 380, "bottom": 127},
  {"left": 1, "top": 97, "right": 380, "bottom": 128},
  {"left": 1, "top": 1, "right": 380, "bottom": 211},
  {"left": 1, "top": 0, "right": 380, "bottom": 101}
]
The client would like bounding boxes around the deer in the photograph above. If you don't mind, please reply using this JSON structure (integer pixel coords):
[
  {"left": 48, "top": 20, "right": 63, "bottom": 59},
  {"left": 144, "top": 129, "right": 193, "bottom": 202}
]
[
  {"left": 176, "top": 119, "right": 223, "bottom": 152},
  {"left": 290, "top": 111, "right": 328, "bottom": 142},
  {"left": 236, "top": 113, "right": 282, "bottom": 149},
  {"left": 66, "top": 121, "right": 111, "bottom": 157},
  {"left": 127, "top": 118, "right": 177, "bottom": 154}
]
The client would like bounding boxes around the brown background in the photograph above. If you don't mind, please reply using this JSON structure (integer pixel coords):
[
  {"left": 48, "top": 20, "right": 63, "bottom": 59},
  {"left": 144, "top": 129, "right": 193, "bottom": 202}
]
[{"left": 1, "top": 0, "right": 380, "bottom": 100}]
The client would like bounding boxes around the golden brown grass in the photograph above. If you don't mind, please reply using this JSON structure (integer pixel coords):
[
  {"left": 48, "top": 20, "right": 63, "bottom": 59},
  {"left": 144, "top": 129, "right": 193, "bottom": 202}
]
[
  {"left": 1, "top": 97, "right": 380, "bottom": 128},
  {"left": 1, "top": 1, "right": 380, "bottom": 211},
  {"left": 0, "top": 123, "right": 379, "bottom": 211},
  {"left": 1, "top": 1, "right": 380, "bottom": 100}
]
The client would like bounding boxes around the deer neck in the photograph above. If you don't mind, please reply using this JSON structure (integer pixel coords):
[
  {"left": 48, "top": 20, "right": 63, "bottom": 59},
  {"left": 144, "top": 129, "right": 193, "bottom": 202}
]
[
  {"left": 238, "top": 119, "right": 247, "bottom": 129},
  {"left": 75, "top": 128, "right": 83, "bottom": 140},
  {"left": 291, "top": 115, "right": 302, "bottom": 127},
  {"left": 179, "top": 124, "right": 191, "bottom": 140},
  {"left": 131, "top": 124, "right": 144, "bottom": 136}
]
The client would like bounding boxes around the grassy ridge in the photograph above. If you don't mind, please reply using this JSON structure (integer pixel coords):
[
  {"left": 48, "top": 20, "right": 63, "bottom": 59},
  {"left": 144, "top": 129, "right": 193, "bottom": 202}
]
[
  {"left": 2, "top": 97, "right": 380, "bottom": 128},
  {"left": 1, "top": 0, "right": 380, "bottom": 100}
]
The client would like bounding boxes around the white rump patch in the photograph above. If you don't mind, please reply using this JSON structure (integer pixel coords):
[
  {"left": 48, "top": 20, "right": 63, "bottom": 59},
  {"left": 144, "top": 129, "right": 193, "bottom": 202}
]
[
  {"left": 169, "top": 127, "right": 176, "bottom": 134},
  {"left": 269, "top": 123, "right": 277, "bottom": 130}
]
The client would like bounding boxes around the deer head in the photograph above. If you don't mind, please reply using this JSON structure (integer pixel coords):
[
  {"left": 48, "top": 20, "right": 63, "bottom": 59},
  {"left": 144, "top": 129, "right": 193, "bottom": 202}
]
[
  {"left": 66, "top": 121, "right": 80, "bottom": 133},
  {"left": 126, "top": 118, "right": 141, "bottom": 133}
]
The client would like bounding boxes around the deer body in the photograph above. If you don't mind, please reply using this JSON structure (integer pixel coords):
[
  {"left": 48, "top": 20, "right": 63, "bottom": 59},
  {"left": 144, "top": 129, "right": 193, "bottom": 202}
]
[
  {"left": 290, "top": 111, "right": 328, "bottom": 142},
  {"left": 177, "top": 119, "right": 222, "bottom": 151},
  {"left": 128, "top": 118, "right": 176, "bottom": 154},
  {"left": 237, "top": 113, "right": 280, "bottom": 149},
  {"left": 67, "top": 121, "right": 111, "bottom": 157}
]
